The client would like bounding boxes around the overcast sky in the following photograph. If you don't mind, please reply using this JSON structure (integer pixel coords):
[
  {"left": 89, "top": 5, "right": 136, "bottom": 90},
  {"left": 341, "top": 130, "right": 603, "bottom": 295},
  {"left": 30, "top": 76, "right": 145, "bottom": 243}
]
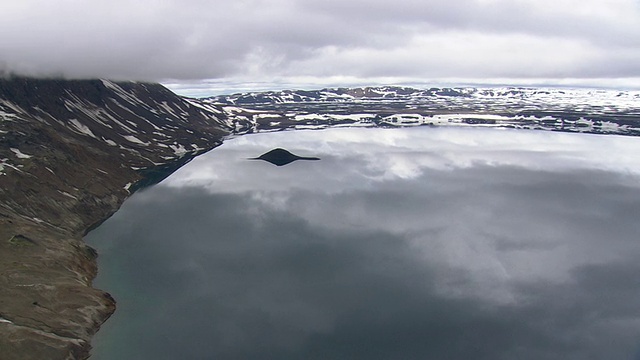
[{"left": 2, "top": 0, "right": 640, "bottom": 93}]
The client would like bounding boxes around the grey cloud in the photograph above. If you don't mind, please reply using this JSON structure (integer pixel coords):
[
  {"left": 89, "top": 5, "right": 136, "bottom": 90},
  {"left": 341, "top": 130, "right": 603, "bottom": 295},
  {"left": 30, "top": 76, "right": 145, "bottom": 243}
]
[
  {"left": 303, "top": 0, "right": 640, "bottom": 46},
  {"left": 1, "top": 0, "right": 639, "bottom": 84}
]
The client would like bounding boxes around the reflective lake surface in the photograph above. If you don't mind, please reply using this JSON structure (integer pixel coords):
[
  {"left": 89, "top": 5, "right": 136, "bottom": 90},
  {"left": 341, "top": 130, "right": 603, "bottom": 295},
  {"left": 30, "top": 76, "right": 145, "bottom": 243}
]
[{"left": 87, "top": 127, "right": 640, "bottom": 360}]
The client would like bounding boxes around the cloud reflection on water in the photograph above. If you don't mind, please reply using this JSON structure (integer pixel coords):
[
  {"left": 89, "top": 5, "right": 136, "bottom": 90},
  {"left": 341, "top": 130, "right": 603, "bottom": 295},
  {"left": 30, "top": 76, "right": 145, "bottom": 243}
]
[
  {"left": 164, "top": 127, "right": 640, "bottom": 192},
  {"left": 89, "top": 127, "right": 640, "bottom": 360}
]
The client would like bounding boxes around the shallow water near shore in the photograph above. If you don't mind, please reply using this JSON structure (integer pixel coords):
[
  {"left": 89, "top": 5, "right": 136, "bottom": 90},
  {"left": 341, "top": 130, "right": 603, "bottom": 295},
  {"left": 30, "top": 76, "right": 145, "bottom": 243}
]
[{"left": 87, "top": 127, "right": 640, "bottom": 360}]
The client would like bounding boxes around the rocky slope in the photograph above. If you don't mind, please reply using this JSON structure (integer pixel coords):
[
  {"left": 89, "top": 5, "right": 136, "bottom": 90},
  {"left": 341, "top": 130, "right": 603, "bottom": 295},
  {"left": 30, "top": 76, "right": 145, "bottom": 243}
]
[
  {"left": 0, "top": 77, "right": 247, "bottom": 359},
  {"left": 207, "top": 86, "right": 640, "bottom": 135}
]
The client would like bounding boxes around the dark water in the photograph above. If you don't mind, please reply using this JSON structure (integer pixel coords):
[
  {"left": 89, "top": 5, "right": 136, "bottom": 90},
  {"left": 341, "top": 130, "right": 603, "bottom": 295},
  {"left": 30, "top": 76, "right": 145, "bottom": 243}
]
[{"left": 87, "top": 127, "right": 640, "bottom": 360}]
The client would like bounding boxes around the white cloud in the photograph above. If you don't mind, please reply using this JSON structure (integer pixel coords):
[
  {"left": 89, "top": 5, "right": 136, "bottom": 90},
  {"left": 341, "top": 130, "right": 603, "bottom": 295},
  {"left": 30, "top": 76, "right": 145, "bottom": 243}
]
[
  {"left": 162, "top": 127, "right": 640, "bottom": 194},
  {"left": 284, "top": 32, "right": 605, "bottom": 79},
  {"left": 1, "top": 0, "right": 639, "bottom": 88}
]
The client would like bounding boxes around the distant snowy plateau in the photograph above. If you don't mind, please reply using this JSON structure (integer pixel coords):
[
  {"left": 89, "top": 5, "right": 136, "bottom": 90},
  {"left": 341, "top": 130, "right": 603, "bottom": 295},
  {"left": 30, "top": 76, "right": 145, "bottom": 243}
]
[{"left": 207, "top": 86, "right": 640, "bottom": 135}]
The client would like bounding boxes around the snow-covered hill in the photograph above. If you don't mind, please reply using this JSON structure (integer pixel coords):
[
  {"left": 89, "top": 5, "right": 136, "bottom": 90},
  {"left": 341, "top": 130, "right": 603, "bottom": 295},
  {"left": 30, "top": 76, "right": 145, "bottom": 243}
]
[{"left": 205, "top": 86, "right": 640, "bottom": 135}]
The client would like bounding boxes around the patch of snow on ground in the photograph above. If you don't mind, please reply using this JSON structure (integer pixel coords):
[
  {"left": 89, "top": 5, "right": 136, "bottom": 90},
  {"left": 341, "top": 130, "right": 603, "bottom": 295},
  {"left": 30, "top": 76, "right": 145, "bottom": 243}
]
[
  {"left": 598, "top": 121, "right": 623, "bottom": 133},
  {"left": 169, "top": 143, "right": 188, "bottom": 156},
  {"left": 100, "top": 80, "right": 144, "bottom": 106},
  {"left": 68, "top": 119, "right": 97, "bottom": 138},
  {"left": 126, "top": 120, "right": 139, "bottom": 128},
  {"left": 255, "top": 113, "right": 282, "bottom": 119},
  {"left": 0, "top": 158, "right": 21, "bottom": 174},
  {"left": 333, "top": 122, "right": 375, "bottom": 128},
  {"left": 0, "top": 110, "right": 18, "bottom": 120},
  {"left": 294, "top": 113, "right": 325, "bottom": 121},
  {"left": 58, "top": 191, "right": 78, "bottom": 200},
  {"left": 110, "top": 119, "right": 137, "bottom": 134},
  {"left": 329, "top": 114, "right": 375, "bottom": 121},
  {"left": 10, "top": 148, "right": 32, "bottom": 159},
  {"left": 123, "top": 135, "right": 150, "bottom": 146},
  {"left": 191, "top": 144, "right": 205, "bottom": 152},
  {"left": 158, "top": 101, "right": 180, "bottom": 118},
  {"left": 0, "top": 100, "right": 27, "bottom": 114},
  {"left": 294, "top": 124, "right": 328, "bottom": 130}
]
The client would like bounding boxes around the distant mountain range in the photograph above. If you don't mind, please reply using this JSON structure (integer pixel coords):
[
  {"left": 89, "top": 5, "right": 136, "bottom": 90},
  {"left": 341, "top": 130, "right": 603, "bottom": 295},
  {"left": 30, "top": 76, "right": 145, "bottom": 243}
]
[
  {"left": 205, "top": 86, "right": 640, "bottom": 135},
  {"left": 207, "top": 85, "right": 639, "bottom": 105}
]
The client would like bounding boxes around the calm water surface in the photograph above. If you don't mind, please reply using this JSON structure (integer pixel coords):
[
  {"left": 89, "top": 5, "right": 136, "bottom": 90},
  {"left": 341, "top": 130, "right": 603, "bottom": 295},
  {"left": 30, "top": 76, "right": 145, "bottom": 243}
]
[{"left": 87, "top": 127, "right": 640, "bottom": 360}]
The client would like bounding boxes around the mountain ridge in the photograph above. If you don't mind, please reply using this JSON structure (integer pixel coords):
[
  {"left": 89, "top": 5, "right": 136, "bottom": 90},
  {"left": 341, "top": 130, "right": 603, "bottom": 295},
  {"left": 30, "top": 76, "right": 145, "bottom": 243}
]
[
  {"left": 204, "top": 85, "right": 640, "bottom": 135},
  {"left": 205, "top": 85, "right": 640, "bottom": 105},
  {"left": 0, "top": 77, "right": 243, "bottom": 359}
]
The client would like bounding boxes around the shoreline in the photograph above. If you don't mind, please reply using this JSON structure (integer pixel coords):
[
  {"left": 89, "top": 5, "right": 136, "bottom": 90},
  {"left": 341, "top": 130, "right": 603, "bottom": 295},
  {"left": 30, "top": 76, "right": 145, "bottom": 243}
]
[
  {"left": 0, "top": 145, "right": 224, "bottom": 359},
  {"left": 0, "top": 77, "right": 234, "bottom": 359}
]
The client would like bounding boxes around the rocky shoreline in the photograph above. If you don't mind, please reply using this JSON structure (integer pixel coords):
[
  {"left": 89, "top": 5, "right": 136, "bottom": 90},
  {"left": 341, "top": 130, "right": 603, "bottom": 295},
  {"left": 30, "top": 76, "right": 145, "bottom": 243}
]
[
  {"left": 0, "top": 151, "right": 216, "bottom": 359},
  {"left": 0, "top": 77, "right": 236, "bottom": 359}
]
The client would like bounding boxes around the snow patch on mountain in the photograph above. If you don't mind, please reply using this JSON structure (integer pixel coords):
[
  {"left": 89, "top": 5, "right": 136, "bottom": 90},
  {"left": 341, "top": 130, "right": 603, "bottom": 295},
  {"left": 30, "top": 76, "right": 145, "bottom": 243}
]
[
  {"left": 69, "top": 119, "right": 97, "bottom": 138},
  {"left": 10, "top": 148, "right": 32, "bottom": 159}
]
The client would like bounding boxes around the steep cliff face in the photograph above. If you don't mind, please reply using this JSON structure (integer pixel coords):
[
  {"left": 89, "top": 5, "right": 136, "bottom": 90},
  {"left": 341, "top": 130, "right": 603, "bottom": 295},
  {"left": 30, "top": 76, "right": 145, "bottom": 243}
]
[{"left": 0, "top": 77, "right": 237, "bottom": 359}]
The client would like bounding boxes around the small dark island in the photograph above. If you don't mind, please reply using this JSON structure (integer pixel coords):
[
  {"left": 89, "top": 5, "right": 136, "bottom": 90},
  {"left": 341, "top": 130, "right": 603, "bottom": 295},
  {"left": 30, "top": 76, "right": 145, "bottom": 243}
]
[{"left": 250, "top": 148, "right": 321, "bottom": 166}]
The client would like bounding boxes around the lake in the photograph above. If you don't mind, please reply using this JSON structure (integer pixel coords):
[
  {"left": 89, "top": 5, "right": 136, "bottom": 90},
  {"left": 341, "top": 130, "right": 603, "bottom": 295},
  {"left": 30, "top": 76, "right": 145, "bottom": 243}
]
[{"left": 86, "top": 127, "right": 640, "bottom": 360}]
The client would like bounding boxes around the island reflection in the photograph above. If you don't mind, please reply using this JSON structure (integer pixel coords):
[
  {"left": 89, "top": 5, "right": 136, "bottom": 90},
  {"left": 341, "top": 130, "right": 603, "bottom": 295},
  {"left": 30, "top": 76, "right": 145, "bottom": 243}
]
[{"left": 249, "top": 148, "right": 320, "bottom": 166}]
